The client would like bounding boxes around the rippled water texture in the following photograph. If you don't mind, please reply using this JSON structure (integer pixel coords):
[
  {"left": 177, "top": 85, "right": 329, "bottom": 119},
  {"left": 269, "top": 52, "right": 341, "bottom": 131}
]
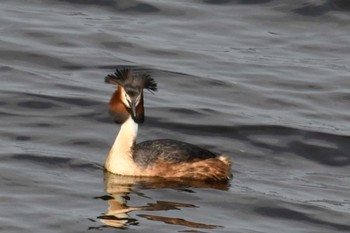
[{"left": 1, "top": 0, "right": 350, "bottom": 232}]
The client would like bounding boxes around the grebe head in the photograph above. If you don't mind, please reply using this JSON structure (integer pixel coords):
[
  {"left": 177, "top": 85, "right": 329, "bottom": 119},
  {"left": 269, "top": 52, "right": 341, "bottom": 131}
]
[{"left": 105, "top": 68, "right": 157, "bottom": 124}]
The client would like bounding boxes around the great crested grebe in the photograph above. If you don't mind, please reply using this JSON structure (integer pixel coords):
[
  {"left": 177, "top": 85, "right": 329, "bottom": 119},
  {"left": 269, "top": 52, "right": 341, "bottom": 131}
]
[{"left": 104, "top": 68, "right": 232, "bottom": 181}]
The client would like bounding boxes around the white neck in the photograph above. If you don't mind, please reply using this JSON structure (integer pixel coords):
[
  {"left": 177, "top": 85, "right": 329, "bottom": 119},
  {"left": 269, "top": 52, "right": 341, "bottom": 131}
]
[{"left": 105, "top": 116, "right": 139, "bottom": 175}]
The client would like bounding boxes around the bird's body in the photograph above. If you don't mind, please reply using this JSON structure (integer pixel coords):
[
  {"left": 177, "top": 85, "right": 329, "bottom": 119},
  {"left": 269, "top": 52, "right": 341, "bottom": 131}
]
[
  {"left": 104, "top": 68, "right": 232, "bottom": 181},
  {"left": 133, "top": 139, "right": 217, "bottom": 167}
]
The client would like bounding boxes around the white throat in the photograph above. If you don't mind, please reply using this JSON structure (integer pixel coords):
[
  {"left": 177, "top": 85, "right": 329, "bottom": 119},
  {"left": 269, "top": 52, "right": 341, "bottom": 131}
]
[{"left": 105, "top": 116, "right": 138, "bottom": 175}]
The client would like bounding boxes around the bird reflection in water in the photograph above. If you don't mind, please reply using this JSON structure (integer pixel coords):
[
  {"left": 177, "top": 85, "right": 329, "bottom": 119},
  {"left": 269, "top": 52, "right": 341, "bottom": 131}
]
[{"left": 95, "top": 172, "right": 230, "bottom": 230}]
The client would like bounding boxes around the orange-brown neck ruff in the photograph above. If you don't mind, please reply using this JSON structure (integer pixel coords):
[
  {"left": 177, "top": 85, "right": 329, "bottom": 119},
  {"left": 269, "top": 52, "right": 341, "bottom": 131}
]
[
  {"left": 135, "top": 93, "right": 144, "bottom": 123},
  {"left": 105, "top": 116, "right": 139, "bottom": 175},
  {"left": 108, "top": 86, "right": 129, "bottom": 124}
]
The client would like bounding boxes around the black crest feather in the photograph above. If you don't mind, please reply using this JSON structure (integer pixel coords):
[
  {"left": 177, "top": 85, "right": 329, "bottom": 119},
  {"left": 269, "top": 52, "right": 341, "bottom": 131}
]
[
  {"left": 105, "top": 68, "right": 157, "bottom": 93},
  {"left": 141, "top": 73, "right": 158, "bottom": 93},
  {"left": 104, "top": 68, "right": 130, "bottom": 85}
]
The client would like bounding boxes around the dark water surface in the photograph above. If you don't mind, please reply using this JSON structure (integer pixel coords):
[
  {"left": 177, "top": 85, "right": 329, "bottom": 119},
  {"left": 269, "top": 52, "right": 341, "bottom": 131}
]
[{"left": 1, "top": 0, "right": 350, "bottom": 232}]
